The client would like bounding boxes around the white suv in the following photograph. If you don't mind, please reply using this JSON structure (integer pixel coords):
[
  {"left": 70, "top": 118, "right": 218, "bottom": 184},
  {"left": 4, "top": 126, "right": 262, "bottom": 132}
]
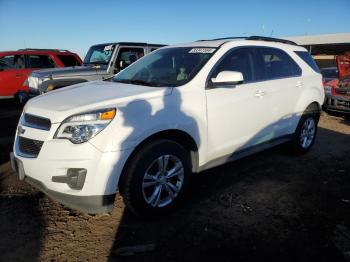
[{"left": 11, "top": 36, "right": 324, "bottom": 216}]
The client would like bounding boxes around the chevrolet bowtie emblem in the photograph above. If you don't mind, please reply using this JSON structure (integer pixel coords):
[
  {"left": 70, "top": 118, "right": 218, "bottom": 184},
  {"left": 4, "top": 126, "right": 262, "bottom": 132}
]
[{"left": 17, "top": 125, "right": 26, "bottom": 135}]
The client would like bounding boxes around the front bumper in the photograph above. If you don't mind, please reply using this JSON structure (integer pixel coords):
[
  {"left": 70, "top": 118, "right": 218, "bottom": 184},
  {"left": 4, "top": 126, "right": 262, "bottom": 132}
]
[
  {"left": 12, "top": 132, "right": 132, "bottom": 213},
  {"left": 323, "top": 94, "right": 350, "bottom": 114}
]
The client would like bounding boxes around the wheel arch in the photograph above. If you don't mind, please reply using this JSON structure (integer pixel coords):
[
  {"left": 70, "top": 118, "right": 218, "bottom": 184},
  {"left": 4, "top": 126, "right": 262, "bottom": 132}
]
[
  {"left": 294, "top": 80, "right": 324, "bottom": 115},
  {"left": 118, "top": 129, "right": 199, "bottom": 191},
  {"left": 304, "top": 101, "right": 321, "bottom": 121}
]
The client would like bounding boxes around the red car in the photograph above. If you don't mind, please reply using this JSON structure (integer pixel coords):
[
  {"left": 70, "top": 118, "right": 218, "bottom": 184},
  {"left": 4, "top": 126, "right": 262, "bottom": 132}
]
[
  {"left": 0, "top": 49, "right": 82, "bottom": 103},
  {"left": 323, "top": 52, "right": 350, "bottom": 113}
]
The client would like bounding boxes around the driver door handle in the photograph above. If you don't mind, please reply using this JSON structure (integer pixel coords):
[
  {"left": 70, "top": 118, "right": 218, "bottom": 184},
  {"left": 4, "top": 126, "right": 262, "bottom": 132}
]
[{"left": 16, "top": 73, "right": 23, "bottom": 77}]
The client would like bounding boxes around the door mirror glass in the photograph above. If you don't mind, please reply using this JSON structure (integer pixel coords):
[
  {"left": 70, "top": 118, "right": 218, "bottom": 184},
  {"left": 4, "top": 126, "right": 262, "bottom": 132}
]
[{"left": 210, "top": 71, "right": 244, "bottom": 87}]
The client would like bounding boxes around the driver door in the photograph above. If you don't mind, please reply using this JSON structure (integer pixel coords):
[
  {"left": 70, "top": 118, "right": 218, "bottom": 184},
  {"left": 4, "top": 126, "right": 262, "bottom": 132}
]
[{"left": 205, "top": 47, "right": 272, "bottom": 161}]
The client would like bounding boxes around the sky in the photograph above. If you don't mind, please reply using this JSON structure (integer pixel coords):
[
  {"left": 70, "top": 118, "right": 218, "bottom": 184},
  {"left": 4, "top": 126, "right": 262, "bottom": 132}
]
[{"left": 0, "top": 0, "right": 349, "bottom": 58}]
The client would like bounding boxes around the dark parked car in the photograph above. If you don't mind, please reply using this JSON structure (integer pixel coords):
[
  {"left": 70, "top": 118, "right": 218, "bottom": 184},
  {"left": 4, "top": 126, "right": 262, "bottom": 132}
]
[{"left": 321, "top": 67, "right": 338, "bottom": 82}]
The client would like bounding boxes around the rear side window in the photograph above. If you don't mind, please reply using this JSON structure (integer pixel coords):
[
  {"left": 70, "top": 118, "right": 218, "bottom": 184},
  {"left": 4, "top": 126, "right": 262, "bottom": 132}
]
[
  {"left": 295, "top": 51, "right": 320, "bottom": 73},
  {"left": 258, "top": 47, "right": 301, "bottom": 80},
  {"left": 28, "top": 55, "right": 55, "bottom": 68},
  {"left": 117, "top": 47, "right": 144, "bottom": 66},
  {"left": 57, "top": 55, "right": 80, "bottom": 67}
]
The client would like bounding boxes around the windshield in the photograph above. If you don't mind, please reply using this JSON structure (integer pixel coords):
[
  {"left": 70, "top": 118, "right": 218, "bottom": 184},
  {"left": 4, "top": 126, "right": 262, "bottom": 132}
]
[
  {"left": 113, "top": 47, "right": 216, "bottom": 87},
  {"left": 84, "top": 44, "right": 115, "bottom": 65}
]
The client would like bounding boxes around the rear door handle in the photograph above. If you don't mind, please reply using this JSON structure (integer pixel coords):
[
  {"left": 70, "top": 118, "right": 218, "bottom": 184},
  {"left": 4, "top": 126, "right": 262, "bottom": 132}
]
[
  {"left": 296, "top": 81, "right": 303, "bottom": 88},
  {"left": 16, "top": 73, "right": 23, "bottom": 77},
  {"left": 255, "top": 90, "right": 265, "bottom": 98}
]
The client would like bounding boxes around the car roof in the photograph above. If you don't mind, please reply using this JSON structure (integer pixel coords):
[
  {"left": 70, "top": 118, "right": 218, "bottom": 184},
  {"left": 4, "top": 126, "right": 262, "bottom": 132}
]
[{"left": 0, "top": 49, "right": 77, "bottom": 55}]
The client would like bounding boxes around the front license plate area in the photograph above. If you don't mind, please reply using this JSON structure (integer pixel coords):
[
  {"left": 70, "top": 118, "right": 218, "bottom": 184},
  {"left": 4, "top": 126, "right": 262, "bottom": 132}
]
[{"left": 16, "top": 160, "right": 25, "bottom": 180}]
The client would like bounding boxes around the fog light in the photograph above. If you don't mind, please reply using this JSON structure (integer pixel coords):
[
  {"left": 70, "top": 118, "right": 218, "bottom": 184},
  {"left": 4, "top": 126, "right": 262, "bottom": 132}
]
[{"left": 52, "top": 168, "right": 87, "bottom": 190}]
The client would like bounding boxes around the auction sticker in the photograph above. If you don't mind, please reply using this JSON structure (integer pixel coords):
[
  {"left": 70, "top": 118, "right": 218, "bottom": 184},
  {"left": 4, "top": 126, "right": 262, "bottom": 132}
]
[
  {"left": 189, "top": 48, "right": 216, "bottom": 54},
  {"left": 104, "top": 45, "right": 114, "bottom": 51}
]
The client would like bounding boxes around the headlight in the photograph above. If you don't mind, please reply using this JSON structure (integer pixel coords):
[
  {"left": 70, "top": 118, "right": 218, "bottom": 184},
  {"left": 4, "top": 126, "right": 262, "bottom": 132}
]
[
  {"left": 27, "top": 76, "right": 50, "bottom": 90},
  {"left": 54, "top": 108, "right": 116, "bottom": 144}
]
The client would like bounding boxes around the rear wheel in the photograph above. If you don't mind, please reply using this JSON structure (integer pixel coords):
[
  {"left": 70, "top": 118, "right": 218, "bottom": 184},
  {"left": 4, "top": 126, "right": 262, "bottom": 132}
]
[
  {"left": 119, "top": 139, "right": 191, "bottom": 217},
  {"left": 290, "top": 112, "right": 318, "bottom": 154}
]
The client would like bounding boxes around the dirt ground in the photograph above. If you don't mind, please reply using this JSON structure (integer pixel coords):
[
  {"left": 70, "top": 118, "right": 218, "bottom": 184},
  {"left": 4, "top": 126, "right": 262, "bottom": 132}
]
[{"left": 1, "top": 101, "right": 350, "bottom": 262}]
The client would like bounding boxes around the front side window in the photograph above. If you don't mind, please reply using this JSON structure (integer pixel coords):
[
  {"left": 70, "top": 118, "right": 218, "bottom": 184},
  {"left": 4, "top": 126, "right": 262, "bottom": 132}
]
[
  {"left": 113, "top": 47, "right": 216, "bottom": 87},
  {"left": 258, "top": 47, "right": 301, "bottom": 80},
  {"left": 84, "top": 44, "right": 115, "bottom": 65},
  {"left": 0, "top": 55, "right": 25, "bottom": 70},
  {"left": 211, "top": 48, "right": 263, "bottom": 83},
  {"left": 28, "top": 55, "right": 55, "bottom": 68}
]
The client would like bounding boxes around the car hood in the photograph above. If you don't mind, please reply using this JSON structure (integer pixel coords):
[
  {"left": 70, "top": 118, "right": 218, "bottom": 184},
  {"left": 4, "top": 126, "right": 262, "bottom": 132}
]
[
  {"left": 25, "top": 80, "right": 172, "bottom": 123},
  {"left": 31, "top": 65, "right": 107, "bottom": 78}
]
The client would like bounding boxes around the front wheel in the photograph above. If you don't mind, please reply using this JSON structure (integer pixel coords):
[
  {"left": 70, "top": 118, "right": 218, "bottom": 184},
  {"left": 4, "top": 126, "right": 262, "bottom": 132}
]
[
  {"left": 290, "top": 113, "right": 318, "bottom": 154},
  {"left": 119, "top": 139, "right": 191, "bottom": 217}
]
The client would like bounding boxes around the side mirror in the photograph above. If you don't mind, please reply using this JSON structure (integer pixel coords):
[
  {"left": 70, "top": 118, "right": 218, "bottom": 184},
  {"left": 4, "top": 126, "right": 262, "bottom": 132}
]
[{"left": 209, "top": 71, "right": 244, "bottom": 88}]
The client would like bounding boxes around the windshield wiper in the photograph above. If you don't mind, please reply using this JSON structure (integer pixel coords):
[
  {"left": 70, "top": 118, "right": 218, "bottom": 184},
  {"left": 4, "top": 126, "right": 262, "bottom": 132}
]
[{"left": 114, "top": 79, "right": 158, "bottom": 87}]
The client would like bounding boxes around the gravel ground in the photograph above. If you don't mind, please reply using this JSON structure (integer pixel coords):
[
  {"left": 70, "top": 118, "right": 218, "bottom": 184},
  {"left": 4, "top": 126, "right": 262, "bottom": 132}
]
[{"left": 0, "top": 102, "right": 350, "bottom": 262}]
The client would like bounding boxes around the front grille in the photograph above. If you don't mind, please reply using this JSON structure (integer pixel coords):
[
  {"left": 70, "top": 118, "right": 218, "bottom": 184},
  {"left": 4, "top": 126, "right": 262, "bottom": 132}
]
[
  {"left": 18, "top": 136, "right": 44, "bottom": 157},
  {"left": 23, "top": 113, "right": 51, "bottom": 131},
  {"left": 335, "top": 88, "right": 350, "bottom": 96},
  {"left": 337, "top": 99, "right": 350, "bottom": 109}
]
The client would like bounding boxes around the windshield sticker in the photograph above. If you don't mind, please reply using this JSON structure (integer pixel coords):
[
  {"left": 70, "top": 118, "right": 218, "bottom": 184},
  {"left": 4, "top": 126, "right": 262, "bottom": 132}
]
[
  {"left": 189, "top": 48, "right": 215, "bottom": 54},
  {"left": 104, "top": 45, "right": 114, "bottom": 51}
]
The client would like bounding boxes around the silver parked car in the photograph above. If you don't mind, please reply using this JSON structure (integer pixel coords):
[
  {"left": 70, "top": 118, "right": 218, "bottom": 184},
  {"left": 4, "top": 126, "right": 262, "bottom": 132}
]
[{"left": 26, "top": 42, "right": 165, "bottom": 95}]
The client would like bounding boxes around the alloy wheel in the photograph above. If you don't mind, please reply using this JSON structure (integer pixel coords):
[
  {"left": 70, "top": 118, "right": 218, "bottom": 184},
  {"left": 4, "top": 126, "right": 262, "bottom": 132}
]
[{"left": 142, "top": 155, "right": 184, "bottom": 208}]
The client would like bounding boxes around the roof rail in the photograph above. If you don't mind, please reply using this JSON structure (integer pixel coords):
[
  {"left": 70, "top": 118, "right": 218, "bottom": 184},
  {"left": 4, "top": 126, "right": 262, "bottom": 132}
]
[
  {"left": 17, "top": 48, "right": 71, "bottom": 52},
  {"left": 197, "top": 36, "right": 246, "bottom": 42},
  {"left": 212, "top": 36, "right": 247, "bottom": 41},
  {"left": 246, "top": 36, "right": 297, "bottom": 45}
]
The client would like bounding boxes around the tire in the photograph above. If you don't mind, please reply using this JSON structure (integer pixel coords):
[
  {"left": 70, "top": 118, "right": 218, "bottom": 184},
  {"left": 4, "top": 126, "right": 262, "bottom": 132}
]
[
  {"left": 14, "top": 91, "right": 28, "bottom": 107},
  {"left": 290, "top": 112, "right": 318, "bottom": 154},
  {"left": 119, "top": 139, "right": 191, "bottom": 217}
]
